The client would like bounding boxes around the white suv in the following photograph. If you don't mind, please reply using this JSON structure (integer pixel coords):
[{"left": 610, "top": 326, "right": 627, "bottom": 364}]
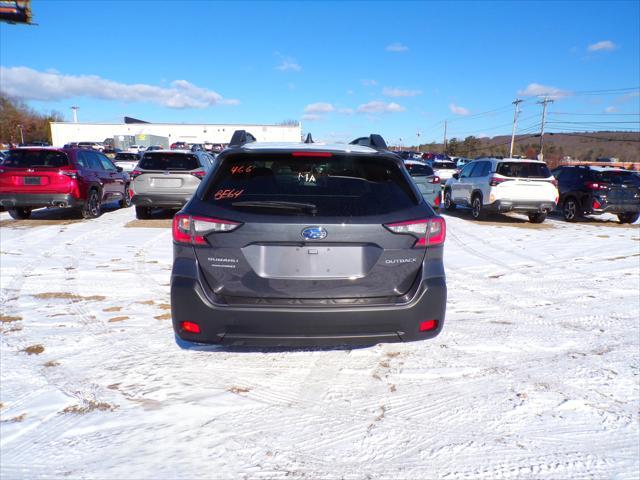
[{"left": 443, "top": 158, "right": 558, "bottom": 223}]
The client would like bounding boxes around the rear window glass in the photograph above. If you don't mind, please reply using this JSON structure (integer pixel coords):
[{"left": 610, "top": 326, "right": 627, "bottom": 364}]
[
  {"left": 594, "top": 171, "right": 640, "bottom": 186},
  {"left": 497, "top": 162, "right": 551, "bottom": 178},
  {"left": 139, "top": 153, "right": 199, "bottom": 171},
  {"left": 2, "top": 150, "right": 70, "bottom": 168},
  {"left": 208, "top": 153, "right": 418, "bottom": 216},
  {"left": 405, "top": 163, "right": 434, "bottom": 176},
  {"left": 432, "top": 161, "right": 457, "bottom": 169},
  {"left": 114, "top": 153, "right": 139, "bottom": 161}
]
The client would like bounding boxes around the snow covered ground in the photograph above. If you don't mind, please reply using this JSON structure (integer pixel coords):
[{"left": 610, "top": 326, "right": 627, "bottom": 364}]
[{"left": 1, "top": 206, "right": 638, "bottom": 479}]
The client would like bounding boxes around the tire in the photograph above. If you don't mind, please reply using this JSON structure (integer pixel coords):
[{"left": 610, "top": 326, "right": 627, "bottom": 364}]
[
  {"left": 528, "top": 212, "right": 547, "bottom": 224},
  {"left": 7, "top": 207, "right": 32, "bottom": 220},
  {"left": 562, "top": 197, "right": 581, "bottom": 222},
  {"left": 443, "top": 189, "right": 456, "bottom": 211},
  {"left": 618, "top": 212, "right": 640, "bottom": 224},
  {"left": 471, "top": 194, "right": 485, "bottom": 220},
  {"left": 135, "top": 206, "right": 152, "bottom": 219},
  {"left": 119, "top": 184, "right": 132, "bottom": 208},
  {"left": 82, "top": 189, "right": 101, "bottom": 219}
]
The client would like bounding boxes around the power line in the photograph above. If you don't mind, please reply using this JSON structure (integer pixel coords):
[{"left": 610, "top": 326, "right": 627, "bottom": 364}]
[
  {"left": 547, "top": 132, "right": 640, "bottom": 142},
  {"left": 550, "top": 112, "right": 640, "bottom": 116}
]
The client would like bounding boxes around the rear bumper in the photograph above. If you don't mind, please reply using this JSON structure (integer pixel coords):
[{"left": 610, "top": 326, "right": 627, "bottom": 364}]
[
  {"left": 171, "top": 262, "right": 447, "bottom": 347},
  {"left": 0, "top": 193, "right": 82, "bottom": 209},
  {"left": 591, "top": 202, "right": 640, "bottom": 215},
  {"left": 132, "top": 193, "right": 192, "bottom": 208},
  {"left": 487, "top": 199, "right": 555, "bottom": 213}
]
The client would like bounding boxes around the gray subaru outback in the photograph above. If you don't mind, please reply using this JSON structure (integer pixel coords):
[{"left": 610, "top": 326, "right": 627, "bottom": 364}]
[{"left": 171, "top": 132, "right": 447, "bottom": 346}]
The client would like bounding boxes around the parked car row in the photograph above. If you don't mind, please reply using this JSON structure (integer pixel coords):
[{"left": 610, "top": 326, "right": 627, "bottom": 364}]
[{"left": 401, "top": 155, "right": 639, "bottom": 224}]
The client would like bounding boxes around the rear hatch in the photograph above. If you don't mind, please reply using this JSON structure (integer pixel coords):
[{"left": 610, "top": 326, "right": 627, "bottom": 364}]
[
  {"left": 0, "top": 149, "right": 77, "bottom": 194},
  {"left": 187, "top": 151, "right": 436, "bottom": 301},
  {"left": 494, "top": 161, "right": 556, "bottom": 200},
  {"left": 593, "top": 170, "right": 640, "bottom": 208},
  {"left": 113, "top": 153, "right": 140, "bottom": 172},
  {"left": 134, "top": 152, "right": 203, "bottom": 195},
  {"left": 432, "top": 161, "right": 457, "bottom": 181}
]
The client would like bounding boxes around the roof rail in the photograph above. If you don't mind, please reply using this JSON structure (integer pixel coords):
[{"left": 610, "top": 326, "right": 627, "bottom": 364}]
[
  {"left": 228, "top": 130, "right": 257, "bottom": 147},
  {"left": 349, "top": 134, "right": 388, "bottom": 150},
  {"left": 304, "top": 133, "right": 314, "bottom": 144}
]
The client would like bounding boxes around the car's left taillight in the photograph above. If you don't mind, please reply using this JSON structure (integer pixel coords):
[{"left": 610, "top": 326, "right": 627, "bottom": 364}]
[
  {"left": 172, "top": 214, "right": 242, "bottom": 245},
  {"left": 384, "top": 217, "right": 446, "bottom": 248},
  {"left": 190, "top": 170, "right": 206, "bottom": 180}
]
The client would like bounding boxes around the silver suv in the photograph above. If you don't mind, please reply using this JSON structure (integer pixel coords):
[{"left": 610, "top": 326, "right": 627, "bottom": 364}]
[{"left": 131, "top": 150, "right": 215, "bottom": 219}]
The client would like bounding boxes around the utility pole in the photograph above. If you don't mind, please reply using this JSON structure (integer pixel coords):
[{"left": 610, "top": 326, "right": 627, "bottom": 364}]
[
  {"left": 17, "top": 124, "right": 24, "bottom": 144},
  {"left": 509, "top": 98, "right": 523, "bottom": 158},
  {"left": 71, "top": 106, "right": 79, "bottom": 123},
  {"left": 537, "top": 97, "right": 554, "bottom": 161},
  {"left": 443, "top": 120, "right": 448, "bottom": 155},
  {"left": 416, "top": 131, "right": 421, "bottom": 153}
]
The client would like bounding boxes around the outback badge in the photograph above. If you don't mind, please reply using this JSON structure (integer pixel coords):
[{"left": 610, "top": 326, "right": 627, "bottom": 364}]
[{"left": 301, "top": 226, "right": 327, "bottom": 240}]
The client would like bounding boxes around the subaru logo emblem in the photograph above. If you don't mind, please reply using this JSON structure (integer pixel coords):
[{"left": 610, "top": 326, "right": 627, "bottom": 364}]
[{"left": 301, "top": 226, "right": 327, "bottom": 240}]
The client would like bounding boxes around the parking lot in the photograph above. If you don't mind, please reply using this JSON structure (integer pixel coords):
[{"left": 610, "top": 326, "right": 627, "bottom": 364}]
[{"left": 1, "top": 206, "right": 638, "bottom": 479}]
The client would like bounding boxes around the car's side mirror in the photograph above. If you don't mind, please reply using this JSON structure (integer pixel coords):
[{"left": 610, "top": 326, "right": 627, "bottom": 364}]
[
  {"left": 116, "top": 166, "right": 123, "bottom": 172},
  {"left": 452, "top": 173, "right": 459, "bottom": 180}
]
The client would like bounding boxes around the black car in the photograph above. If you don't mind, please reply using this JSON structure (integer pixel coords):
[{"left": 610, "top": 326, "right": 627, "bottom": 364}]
[
  {"left": 552, "top": 166, "right": 640, "bottom": 223},
  {"left": 171, "top": 131, "right": 447, "bottom": 346}
]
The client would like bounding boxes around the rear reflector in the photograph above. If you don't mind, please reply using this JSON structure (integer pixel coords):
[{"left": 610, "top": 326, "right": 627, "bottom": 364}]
[
  {"left": 384, "top": 217, "right": 446, "bottom": 247},
  {"left": 181, "top": 321, "right": 200, "bottom": 334},
  {"left": 419, "top": 320, "right": 438, "bottom": 331},
  {"left": 291, "top": 151, "right": 333, "bottom": 157},
  {"left": 434, "top": 193, "right": 441, "bottom": 207},
  {"left": 593, "top": 199, "right": 602, "bottom": 210},
  {"left": 173, "top": 214, "right": 242, "bottom": 245}
]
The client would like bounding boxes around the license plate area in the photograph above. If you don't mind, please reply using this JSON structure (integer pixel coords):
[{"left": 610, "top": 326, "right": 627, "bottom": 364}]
[
  {"left": 151, "top": 177, "right": 182, "bottom": 188},
  {"left": 24, "top": 176, "right": 41, "bottom": 185}
]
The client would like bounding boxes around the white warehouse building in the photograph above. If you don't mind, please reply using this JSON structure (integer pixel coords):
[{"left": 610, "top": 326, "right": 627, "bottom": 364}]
[{"left": 50, "top": 119, "right": 302, "bottom": 147}]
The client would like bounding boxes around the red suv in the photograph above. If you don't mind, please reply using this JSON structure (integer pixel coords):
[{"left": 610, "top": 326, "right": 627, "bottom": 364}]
[{"left": 0, "top": 147, "right": 131, "bottom": 219}]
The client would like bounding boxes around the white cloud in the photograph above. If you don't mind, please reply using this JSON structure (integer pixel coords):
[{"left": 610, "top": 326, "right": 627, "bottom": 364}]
[
  {"left": 613, "top": 91, "right": 639, "bottom": 104},
  {"left": 361, "top": 79, "right": 378, "bottom": 87},
  {"left": 587, "top": 40, "right": 617, "bottom": 52},
  {"left": 382, "top": 87, "right": 422, "bottom": 97},
  {"left": 356, "top": 101, "right": 405, "bottom": 114},
  {"left": 385, "top": 42, "right": 409, "bottom": 52},
  {"left": 346, "top": 90, "right": 354, "bottom": 95},
  {"left": 275, "top": 52, "right": 301, "bottom": 72},
  {"left": 604, "top": 106, "right": 618, "bottom": 113},
  {"left": 304, "top": 102, "right": 335, "bottom": 114},
  {"left": 517, "top": 83, "right": 570, "bottom": 99},
  {"left": 301, "top": 114, "right": 322, "bottom": 121},
  {"left": 0, "top": 66, "right": 239, "bottom": 108},
  {"left": 448, "top": 103, "right": 470, "bottom": 116}
]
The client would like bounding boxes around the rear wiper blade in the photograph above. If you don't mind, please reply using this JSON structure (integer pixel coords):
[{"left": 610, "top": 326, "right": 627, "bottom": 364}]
[{"left": 231, "top": 200, "right": 318, "bottom": 214}]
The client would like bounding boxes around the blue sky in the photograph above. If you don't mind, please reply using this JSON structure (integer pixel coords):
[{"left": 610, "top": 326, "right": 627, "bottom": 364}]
[{"left": 1, "top": 0, "right": 639, "bottom": 145}]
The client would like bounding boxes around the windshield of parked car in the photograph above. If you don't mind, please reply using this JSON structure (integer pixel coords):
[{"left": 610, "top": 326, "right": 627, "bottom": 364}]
[
  {"left": 404, "top": 163, "right": 434, "bottom": 176},
  {"left": 114, "top": 153, "right": 139, "bottom": 161},
  {"left": 496, "top": 162, "right": 551, "bottom": 178},
  {"left": 432, "top": 161, "right": 457, "bottom": 170},
  {"left": 1, "top": 149, "right": 70, "bottom": 168},
  {"left": 594, "top": 170, "right": 640, "bottom": 186},
  {"left": 139, "top": 152, "right": 200, "bottom": 170},
  {"left": 207, "top": 153, "right": 418, "bottom": 216}
]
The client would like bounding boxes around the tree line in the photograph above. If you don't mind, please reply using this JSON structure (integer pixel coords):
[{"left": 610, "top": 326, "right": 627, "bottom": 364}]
[{"left": 0, "top": 95, "right": 63, "bottom": 145}]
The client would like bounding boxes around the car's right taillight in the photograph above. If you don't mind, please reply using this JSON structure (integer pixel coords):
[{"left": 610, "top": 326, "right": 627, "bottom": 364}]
[
  {"left": 489, "top": 176, "right": 512, "bottom": 187},
  {"left": 172, "top": 214, "right": 242, "bottom": 245},
  {"left": 130, "top": 169, "right": 142, "bottom": 179},
  {"left": 384, "top": 217, "right": 446, "bottom": 247},
  {"left": 430, "top": 175, "right": 441, "bottom": 184}
]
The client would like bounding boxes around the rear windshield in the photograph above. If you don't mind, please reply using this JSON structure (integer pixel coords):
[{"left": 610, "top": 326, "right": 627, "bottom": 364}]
[
  {"left": 1, "top": 150, "right": 70, "bottom": 168},
  {"left": 405, "top": 163, "right": 434, "bottom": 176},
  {"left": 138, "top": 152, "right": 200, "bottom": 171},
  {"left": 114, "top": 153, "right": 139, "bottom": 161},
  {"left": 432, "top": 161, "right": 457, "bottom": 169},
  {"left": 497, "top": 162, "right": 551, "bottom": 178},
  {"left": 207, "top": 153, "right": 418, "bottom": 216},
  {"left": 594, "top": 171, "right": 640, "bottom": 186}
]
